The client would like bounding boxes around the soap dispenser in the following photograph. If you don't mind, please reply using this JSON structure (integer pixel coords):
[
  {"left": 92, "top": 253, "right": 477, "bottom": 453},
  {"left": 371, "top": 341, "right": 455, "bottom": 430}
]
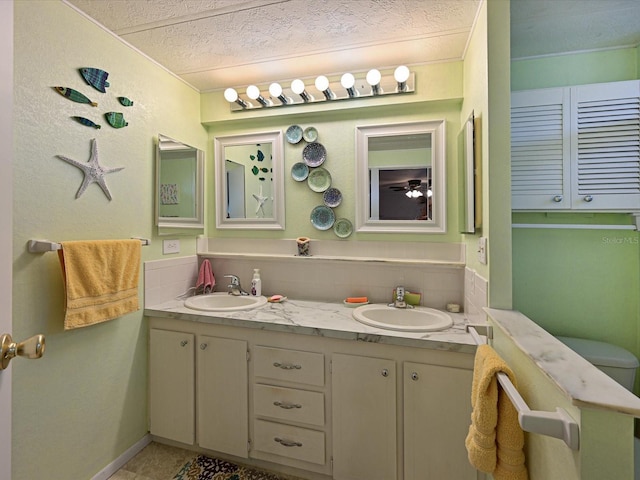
[{"left": 251, "top": 269, "right": 262, "bottom": 296}]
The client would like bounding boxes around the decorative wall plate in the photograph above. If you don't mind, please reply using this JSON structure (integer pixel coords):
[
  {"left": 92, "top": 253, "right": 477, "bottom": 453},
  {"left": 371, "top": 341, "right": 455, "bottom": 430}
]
[
  {"left": 286, "top": 125, "right": 303, "bottom": 144},
  {"left": 307, "top": 167, "right": 331, "bottom": 192},
  {"left": 303, "top": 142, "right": 326, "bottom": 167},
  {"left": 303, "top": 127, "right": 318, "bottom": 142},
  {"left": 291, "top": 162, "right": 309, "bottom": 181},
  {"left": 333, "top": 218, "right": 353, "bottom": 238},
  {"left": 322, "top": 187, "right": 342, "bottom": 207},
  {"left": 310, "top": 205, "right": 336, "bottom": 230}
]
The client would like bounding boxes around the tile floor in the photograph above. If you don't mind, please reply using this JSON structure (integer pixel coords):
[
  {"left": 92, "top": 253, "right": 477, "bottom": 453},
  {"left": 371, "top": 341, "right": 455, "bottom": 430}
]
[
  {"left": 108, "top": 441, "right": 308, "bottom": 480},
  {"left": 108, "top": 442, "right": 195, "bottom": 480}
]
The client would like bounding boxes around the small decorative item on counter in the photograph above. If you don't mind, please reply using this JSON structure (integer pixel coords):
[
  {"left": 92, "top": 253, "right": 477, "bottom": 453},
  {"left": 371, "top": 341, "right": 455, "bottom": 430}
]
[
  {"left": 79, "top": 67, "right": 110, "bottom": 93},
  {"left": 343, "top": 297, "right": 369, "bottom": 307},
  {"left": 118, "top": 96, "right": 134, "bottom": 106},
  {"left": 71, "top": 116, "right": 101, "bottom": 129},
  {"left": 251, "top": 269, "right": 262, "bottom": 296},
  {"left": 268, "top": 294, "right": 287, "bottom": 303},
  {"left": 104, "top": 111, "right": 128, "bottom": 128},
  {"left": 446, "top": 303, "right": 461, "bottom": 313},
  {"left": 53, "top": 86, "right": 98, "bottom": 106},
  {"left": 296, "top": 237, "right": 310, "bottom": 256}
]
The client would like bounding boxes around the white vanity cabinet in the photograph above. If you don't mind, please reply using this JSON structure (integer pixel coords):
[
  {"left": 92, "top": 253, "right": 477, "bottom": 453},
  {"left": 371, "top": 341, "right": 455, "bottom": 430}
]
[
  {"left": 403, "top": 362, "right": 475, "bottom": 480},
  {"left": 250, "top": 346, "right": 329, "bottom": 473},
  {"left": 511, "top": 79, "right": 640, "bottom": 211},
  {"left": 149, "top": 328, "right": 195, "bottom": 444},
  {"left": 149, "top": 328, "right": 249, "bottom": 457},
  {"left": 332, "top": 353, "right": 397, "bottom": 480},
  {"left": 148, "top": 317, "right": 477, "bottom": 480},
  {"left": 197, "top": 335, "right": 248, "bottom": 458}
]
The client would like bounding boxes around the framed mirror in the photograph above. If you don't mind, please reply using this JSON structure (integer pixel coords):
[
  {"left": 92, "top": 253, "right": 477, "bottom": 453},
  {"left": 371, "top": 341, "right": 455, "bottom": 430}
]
[
  {"left": 460, "top": 111, "right": 476, "bottom": 233},
  {"left": 214, "top": 130, "right": 285, "bottom": 230},
  {"left": 355, "top": 120, "right": 446, "bottom": 233},
  {"left": 155, "top": 134, "right": 204, "bottom": 230}
]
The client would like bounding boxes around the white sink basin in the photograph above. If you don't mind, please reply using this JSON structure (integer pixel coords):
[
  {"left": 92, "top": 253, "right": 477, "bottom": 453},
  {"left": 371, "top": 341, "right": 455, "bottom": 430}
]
[
  {"left": 352, "top": 304, "right": 453, "bottom": 332},
  {"left": 184, "top": 293, "right": 267, "bottom": 312}
]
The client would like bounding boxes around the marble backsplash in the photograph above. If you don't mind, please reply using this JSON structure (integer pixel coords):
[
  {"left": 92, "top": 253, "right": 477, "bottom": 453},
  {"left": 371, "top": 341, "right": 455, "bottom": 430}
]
[{"left": 144, "top": 239, "right": 487, "bottom": 316}]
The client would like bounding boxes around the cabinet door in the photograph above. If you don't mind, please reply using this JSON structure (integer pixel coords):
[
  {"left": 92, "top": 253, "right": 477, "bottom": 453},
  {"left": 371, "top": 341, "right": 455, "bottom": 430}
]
[
  {"left": 571, "top": 80, "right": 640, "bottom": 210},
  {"left": 511, "top": 87, "right": 571, "bottom": 210},
  {"left": 404, "top": 362, "right": 476, "bottom": 480},
  {"left": 198, "top": 335, "right": 248, "bottom": 458},
  {"left": 149, "top": 329, "right": 195, "bottom": 445},
  {"left": 332, "top": 353, "right": 397, "bottom": 480}
]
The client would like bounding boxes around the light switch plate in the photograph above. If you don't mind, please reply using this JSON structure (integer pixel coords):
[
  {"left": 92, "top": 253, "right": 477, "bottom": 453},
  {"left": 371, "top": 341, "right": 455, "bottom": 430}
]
[
  {"left": 163, "top": 239, "right": 180, "bottom": 255},
  {"left": 478, "top": 237, "right": 487, "bottom": 265}
]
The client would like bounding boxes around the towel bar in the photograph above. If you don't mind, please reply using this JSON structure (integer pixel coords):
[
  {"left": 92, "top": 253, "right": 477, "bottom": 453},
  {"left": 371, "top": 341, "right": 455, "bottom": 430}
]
[
  {"left": 28, "top": 237, "right": 150, "bottom": 253},
  {"left": 466, "top": 325, "right": 580, "bottom": 450}
]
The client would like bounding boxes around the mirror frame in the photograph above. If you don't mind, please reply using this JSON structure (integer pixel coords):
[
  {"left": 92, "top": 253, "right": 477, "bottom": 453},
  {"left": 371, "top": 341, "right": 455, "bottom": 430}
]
[
  {"left": 155, "top": 134, "right": 205, "bottom": 230},
  {"left": 214, "top": 130, "right": 285, "bottom": 230},
  {"left": 460, "top": 111, "right": 476, "bottom": 233},
  {"left": 355, "top": 120, "right": 446, "bottom": 233}
]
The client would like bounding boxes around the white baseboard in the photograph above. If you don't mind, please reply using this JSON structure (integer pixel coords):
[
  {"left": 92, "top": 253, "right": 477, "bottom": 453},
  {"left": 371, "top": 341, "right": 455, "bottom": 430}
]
[{"left": 92, "top": 434, "right": 152, "bottom": 480}]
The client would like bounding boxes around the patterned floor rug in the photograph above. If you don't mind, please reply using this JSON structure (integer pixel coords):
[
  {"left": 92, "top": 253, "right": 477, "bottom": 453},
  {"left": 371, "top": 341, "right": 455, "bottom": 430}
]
[{"left": 173, "top": 455, "right": 299, "bottom": 480}]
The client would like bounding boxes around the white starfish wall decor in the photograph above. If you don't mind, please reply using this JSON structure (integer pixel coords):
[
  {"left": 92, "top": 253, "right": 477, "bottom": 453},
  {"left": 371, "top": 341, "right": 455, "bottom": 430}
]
[
  {"left": 56, "top": 138, "right": 124, "bottom": 200},
  {"left": 252, "top": 184, "right": 268, "bottom": 217}
]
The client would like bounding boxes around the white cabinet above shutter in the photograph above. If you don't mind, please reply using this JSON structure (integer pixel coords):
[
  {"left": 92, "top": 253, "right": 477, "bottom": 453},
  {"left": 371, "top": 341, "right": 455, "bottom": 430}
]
[
  {"left": 511, "top": 88, "right": 571, "bottom": 209},
  {"left": 571, "top": 80, "right": 640, "bottom": 210}
]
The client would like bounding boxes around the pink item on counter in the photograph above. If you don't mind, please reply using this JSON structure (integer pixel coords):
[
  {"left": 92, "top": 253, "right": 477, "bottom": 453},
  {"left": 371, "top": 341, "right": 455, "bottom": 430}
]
[{"left": 196, "top": 259, "right": 215, "bottom": 294}]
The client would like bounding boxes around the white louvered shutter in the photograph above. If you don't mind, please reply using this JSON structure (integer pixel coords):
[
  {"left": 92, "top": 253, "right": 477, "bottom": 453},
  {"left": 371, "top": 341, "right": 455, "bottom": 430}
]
[
  {"left": 571, "top": 80, "right": 640, "bottom": 210},
  {"left": 511, "top": 88, "right": 571, "bottom": 209}
]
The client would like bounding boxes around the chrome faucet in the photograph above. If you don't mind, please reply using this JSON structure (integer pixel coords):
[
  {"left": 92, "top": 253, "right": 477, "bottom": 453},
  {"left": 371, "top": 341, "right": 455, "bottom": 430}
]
[
  {"left": 224, "top": 275, "right": 249, "bottom": 296},
  {"left": 389, "top": 286, "right": 413, "bottom": 309}
]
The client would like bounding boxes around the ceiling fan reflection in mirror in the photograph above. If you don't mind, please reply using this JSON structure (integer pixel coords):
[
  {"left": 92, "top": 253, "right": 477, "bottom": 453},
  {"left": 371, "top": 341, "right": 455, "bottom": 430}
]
[{"left": 389, "top": 179, "right": 432, "bottom": 198}]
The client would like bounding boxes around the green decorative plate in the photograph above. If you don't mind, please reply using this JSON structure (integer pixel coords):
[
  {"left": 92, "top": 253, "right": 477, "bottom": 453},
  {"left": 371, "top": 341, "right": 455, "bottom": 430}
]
[
  {"left": 307, "top": 167, "right": 331, "bottom": 192},
  {"left": 333, "top": 218, "right": 353, "bottom": 238}
]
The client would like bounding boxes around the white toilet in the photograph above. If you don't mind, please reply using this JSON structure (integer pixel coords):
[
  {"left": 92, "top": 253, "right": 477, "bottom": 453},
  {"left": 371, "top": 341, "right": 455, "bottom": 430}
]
[{"left": 556, "top": 336, "right": 640, "bottom": 479}]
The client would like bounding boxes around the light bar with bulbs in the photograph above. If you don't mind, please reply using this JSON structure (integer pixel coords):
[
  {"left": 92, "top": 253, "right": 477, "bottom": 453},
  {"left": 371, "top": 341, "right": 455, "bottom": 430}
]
[{"left": 224, "top": 66, "right": 415, "bottom": 112}]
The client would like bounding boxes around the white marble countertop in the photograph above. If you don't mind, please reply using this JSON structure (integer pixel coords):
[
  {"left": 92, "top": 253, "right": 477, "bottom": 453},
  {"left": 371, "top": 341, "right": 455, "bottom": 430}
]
[
  {"left": 144, "top": 297, "right": 478, "bottom": 354},
  {"left": 486, "top": 308, "right": 640, "bottom": 417}
]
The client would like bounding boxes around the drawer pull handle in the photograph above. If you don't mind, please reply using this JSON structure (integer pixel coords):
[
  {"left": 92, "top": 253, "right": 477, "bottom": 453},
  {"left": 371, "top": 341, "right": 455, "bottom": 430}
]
[
  {"left": 552, "top": 195, "right": 563, "bottom": 203},
  {"left": 410, "top": 372, "right": 419, "bottom": 381},
  {"left": 584, "top": 195, "right": 593, "bottom": 202},
  {"left": 274, "top": 401, "right": 302, "bottom": 409},
  {"left": 180, "top": 340, "right": 188, "bottom": 347},
  {"left": 273, "top": 362, "right": 302, "bottom": 370},
  {"left": 274, "top": 437, "right": 302, "bottom": 447}
]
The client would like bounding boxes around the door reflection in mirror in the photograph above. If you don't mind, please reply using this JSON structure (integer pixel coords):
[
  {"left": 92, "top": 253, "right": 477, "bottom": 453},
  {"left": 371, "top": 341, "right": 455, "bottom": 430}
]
[{"left": 224, "top": 143, "right": 273, "bottom": 219}]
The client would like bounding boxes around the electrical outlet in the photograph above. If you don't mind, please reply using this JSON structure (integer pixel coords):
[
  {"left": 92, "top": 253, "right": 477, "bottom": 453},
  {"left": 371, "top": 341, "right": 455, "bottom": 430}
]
[
  {"left": 163, "top": 239, "right": 180, "bottom": 255},
  {"left": 478, "top": 237, "right": 487, "bottom": 265}
]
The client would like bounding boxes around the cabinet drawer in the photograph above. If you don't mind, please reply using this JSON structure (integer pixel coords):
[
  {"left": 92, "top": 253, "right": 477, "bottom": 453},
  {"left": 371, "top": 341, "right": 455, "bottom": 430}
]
[
  {"left": 253, "top": 384, "right": 324, "bottom": 426},
  {"left": 253, "top": 419, "right": 325, "bottom": 465},
  {"left": 253, "top": 346, "right": 324, "bottom": 386}
]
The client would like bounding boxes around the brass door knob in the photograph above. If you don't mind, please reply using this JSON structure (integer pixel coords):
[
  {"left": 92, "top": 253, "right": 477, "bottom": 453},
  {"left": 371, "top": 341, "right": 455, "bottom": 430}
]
[{"left": 1, "top": 333, "right": 45, "bottom": 370}]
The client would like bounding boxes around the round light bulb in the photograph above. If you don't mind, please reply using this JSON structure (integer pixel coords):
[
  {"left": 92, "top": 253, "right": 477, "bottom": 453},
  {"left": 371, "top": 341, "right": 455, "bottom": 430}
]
[
  {"left": 340, "top": 73, "right": 355, "bottom": 89},
  {"left": 366, "top": 69, "right": 381, "bottom": 86},
  {"left": 246, "top": 85, "right": 260, "bottom": 100},
  {"left": 269, "top": 82, "right": 282, "bottom": 97},
  {"left": 224, "top": 88, "right": 238, "bottom": 103},
  {"left": 291, "top": 79, "right": 306, "bottom": 95},
  {"left": 315, "top": 75, "right": 330, "bottom": 92},
  {"left": 394, "top": 65, "right": 410, "bottom": 83}
]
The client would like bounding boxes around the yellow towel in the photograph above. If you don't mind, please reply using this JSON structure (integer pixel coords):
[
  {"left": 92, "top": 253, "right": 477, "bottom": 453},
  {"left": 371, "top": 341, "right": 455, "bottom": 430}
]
[
  {"left": 465, "top": 344, "right": 528, "bottom": 480},
  {"left": 58, "top": 239, "right": 141, "bottom": 330}
]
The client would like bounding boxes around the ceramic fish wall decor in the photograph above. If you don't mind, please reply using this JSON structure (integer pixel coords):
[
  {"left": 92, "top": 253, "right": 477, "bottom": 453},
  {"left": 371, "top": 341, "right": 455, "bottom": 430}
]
[
  {"left": 54, "top": 86, "right": 97, "bottom": 106},
  {"left": 71, "top": 116, "right": 101, "bottom": 129},
  {"left": 80, "top": 67, "right": 110, "bottom": 93},
  {"left": 118, "top": 96, "right": 134, "bottom": 107},
  {"left": 105, "top": 112, "right": 128, "bottom": 128}
]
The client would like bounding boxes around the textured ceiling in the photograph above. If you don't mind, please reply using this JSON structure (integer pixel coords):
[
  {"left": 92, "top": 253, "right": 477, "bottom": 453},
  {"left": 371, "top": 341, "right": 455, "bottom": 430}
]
[
  {"left": 65, "top": 0, "right": 640, "bottom": 92},
  {"left": 511, "top": 0, "right": 640, "bottom": 59}
]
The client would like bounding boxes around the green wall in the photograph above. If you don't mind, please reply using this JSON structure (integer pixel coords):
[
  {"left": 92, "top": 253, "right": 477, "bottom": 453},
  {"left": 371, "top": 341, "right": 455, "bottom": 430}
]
[
  {"left": 511, "top": 47, "right": 640, "bottom": 365},
  {"left": 12, "top": 1, "right": 206, "bottom": 479}
]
